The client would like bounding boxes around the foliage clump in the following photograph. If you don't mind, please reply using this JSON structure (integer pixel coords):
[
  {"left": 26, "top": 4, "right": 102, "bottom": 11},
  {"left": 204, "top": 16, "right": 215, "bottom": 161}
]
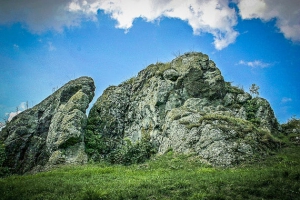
[
  {"left": 279, "top": 117, "right": 300, "bottom": 145},
  {"left": 0, "top": 141, "right": 5, "bottom": 167},
  {"left": 224, "top": 82, "right": 244, "bottom": 94},
  {"left": 249, "top": 83, "right": 260, "bottom": 97},
  {"left": 0, "top": 141, "right": 9, "bottom": 177},
  {"left": 85, "top": 130, "right": 157, "bottom": 165},
  {"left": 107, "top": 134, "right": 157, "bottom": 165},
  {"left": 245, "top": 98, "right": 261, "bottom": 125},
  {"left": 282, "top": 116, "right": 300, "bottom": 133}
]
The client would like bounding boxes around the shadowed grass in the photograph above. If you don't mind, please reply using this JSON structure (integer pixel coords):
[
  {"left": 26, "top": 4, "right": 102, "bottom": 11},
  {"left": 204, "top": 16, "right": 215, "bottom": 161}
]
[{"left": 0, "top": 146, "right": 299, "bottom": 200}]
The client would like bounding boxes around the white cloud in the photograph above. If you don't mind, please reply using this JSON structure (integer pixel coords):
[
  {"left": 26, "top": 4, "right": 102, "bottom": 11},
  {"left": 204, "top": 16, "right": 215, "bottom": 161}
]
[
  {"left": 18, "top": 102, "right": 28, "bottom": 111},
  {"left": 95, "top": 0, "right": 239, "bottom": 50},
  {"left": 13, "top": 44, "right": 19, "bottom": 50},
  {"left": 237, "top": 0, "right": 300, "bottom": 42},
  {"left": 48, "top": 42, "right": 56, "bottom": 51},
  {"left": 238, "top": 60, "right": 271, "bottom": 68},
  {"left": 281, "top": 97, "right": 292, "bottom": 103},
  {"left": 1, "top": 0, "right": 298, "bottom": 49},
  {"left": 0, "top": 0, "right": 239, "bottom": 50},
  {"left": 5, "top": 102, "right": 28, "bottom": 122},
  {"left": 6, "top": 111, "right": 21, "bottom": 122},
  {"left": 0, "top": 0, "right": 78, "bottom": 33}
]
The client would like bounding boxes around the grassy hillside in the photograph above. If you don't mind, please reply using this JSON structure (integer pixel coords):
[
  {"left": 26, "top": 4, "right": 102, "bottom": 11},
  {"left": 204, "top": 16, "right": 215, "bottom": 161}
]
[{"left": 0, "top": 144, "right": 299, "bottom": 200}]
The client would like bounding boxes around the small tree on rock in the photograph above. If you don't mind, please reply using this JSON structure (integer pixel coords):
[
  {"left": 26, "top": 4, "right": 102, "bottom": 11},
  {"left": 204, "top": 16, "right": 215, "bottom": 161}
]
[{"left": 250, "top": 83, "right": 260, "bottom": 97}]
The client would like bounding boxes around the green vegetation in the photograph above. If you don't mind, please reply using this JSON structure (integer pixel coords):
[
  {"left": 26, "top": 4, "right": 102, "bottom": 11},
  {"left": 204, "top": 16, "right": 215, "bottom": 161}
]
[
  {"left": 0, "top": 142, "right": 5, "bottom": 166},
  {"left": 59, "top": 137, "right": 81, "bottom": 149},
  {"left": 249, "top": 83, "right": 260, "bottom": 97},
  {"left": 0, "top": 144, "right": 299, "bottom": 200},
  {"left": 182, "top": 113, "right": 280, "bottom": 149},
  {"left": 1, "top": 113, "right": 299, "bottom": 199},
  {"left": 143, "top": 62, "right": 172, "bottom": 78},
  {"left": 245, "top": 98, "right": 261, "bottom": 125},
  {"left": 121, "top": 76, "right": 136, "bottom": 85},
  {"left": 106, "top": 134, "right": 157, "bottom": 165},
  {"left": 224, "top": 82, "right": 244, "bottom": 94},
  {"left": 278, "top": 117, "right": 300, "bottom": 145},
  {"left": 282, "top": 116, "right": 300, "bottom": 134},
  {"left": 85, "top": 130, "right": 157, "bottom": 165},
  {"left": 0, "top": 141, "right": 9, "bottom": 176}
]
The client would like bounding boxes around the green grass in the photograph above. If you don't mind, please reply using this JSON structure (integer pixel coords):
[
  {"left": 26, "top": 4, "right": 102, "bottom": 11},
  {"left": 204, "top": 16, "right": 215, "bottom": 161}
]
[{"left": 0, "top": 146, "right": 300, "bottom": 200}]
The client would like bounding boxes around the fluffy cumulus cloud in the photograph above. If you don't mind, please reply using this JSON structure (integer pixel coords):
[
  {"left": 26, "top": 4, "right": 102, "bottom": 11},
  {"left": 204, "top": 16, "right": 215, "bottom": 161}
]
[
  {"left": 5, "top": 102, "right": 28, "bottom": 122},
  {"left": 6, "top": 111, "right": 21, "bottom": 122},
  {"left": 0, "top": 0, "right": 299, "bottom": 49},
  {"left": 238, "top": 60, "right": 271, "bottom": 68},
  {"left": 237, "top": 0, "right": 300, "bottom": 42},
  {"left": 0, "top": 0, "right": 87, "bottom": 32},
  {"left": 0, "top": 0, "right": 238, "bottom": 50},
  {"left": 96, "top": 0, "right": 239, "bottom": 50},
  {"left": 281, "top": 97, "right": 292, "bottom": 103}
]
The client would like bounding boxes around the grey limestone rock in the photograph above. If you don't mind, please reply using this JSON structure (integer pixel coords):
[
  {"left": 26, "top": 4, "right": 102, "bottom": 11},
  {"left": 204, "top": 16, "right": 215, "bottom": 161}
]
[
  {"left": 237, "top": 93, "right": 251, "bottom": 103},
  {"left": 0, "top": 77, "right": 95, "bottom": 173},
  {"left": 223, "top": 93, "right": 235, "bottom": 106},
  {"left": 87, "top": 52, "right": 279, "bottom": 167}
]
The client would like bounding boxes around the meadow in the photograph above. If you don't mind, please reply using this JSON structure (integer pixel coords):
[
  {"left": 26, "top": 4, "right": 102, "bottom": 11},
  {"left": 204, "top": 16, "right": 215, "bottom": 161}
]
[{"left": 0, "top": 144, "right": 299, "bottom": 200}]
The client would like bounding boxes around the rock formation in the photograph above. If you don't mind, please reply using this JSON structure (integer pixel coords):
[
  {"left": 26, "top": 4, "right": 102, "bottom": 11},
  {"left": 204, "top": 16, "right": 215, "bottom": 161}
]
[
  {"left": 0, "top": 52, "right": 281, "bottom": 173},
  {"left": 0, "top": 77, "right": 95, "bottom": 173},
  {"left": 86, "top": 52, "right": 279, "bottom": 166}
]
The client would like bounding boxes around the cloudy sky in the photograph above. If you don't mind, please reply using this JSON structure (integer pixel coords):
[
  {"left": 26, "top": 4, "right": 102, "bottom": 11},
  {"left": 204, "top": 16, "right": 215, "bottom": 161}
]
[{"left": 0, "top": 0, "right": 299, "bottom": 123}]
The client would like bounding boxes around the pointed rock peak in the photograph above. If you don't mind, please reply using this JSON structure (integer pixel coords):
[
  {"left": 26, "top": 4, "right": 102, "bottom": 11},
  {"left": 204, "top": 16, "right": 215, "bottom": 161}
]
[
  {"left": 87, "top": 52, "right": 279, "bottom": 167},
  {"left": 0, "top": 76, "right": 95, "bottom": 174}
]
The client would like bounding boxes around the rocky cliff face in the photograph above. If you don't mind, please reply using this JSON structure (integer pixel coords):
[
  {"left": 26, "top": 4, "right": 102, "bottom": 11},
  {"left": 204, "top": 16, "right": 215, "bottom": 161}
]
[
  {"left": 0, "top": 77, "right": 95, "bottom": 173},
  {"left": 0, "top": 52, "right": 280, "bottom": 172},
  {"left": 87, "top": 52, "right": 279, "bottom": 166}
]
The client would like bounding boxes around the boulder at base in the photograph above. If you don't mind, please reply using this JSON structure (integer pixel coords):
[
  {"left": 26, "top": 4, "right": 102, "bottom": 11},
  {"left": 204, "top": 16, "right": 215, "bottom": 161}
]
[{"left": 0, "top": 77, "right": 95, "bottom": 173}]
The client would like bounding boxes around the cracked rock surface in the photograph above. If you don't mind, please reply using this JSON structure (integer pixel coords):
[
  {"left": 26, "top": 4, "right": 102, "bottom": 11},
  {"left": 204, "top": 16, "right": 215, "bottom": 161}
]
[
  {"left": 0, "top": 77, "right": 95, "bottom": 173},
  {"left": 87, "top": 52, "right": 279, "bottom": 167}
]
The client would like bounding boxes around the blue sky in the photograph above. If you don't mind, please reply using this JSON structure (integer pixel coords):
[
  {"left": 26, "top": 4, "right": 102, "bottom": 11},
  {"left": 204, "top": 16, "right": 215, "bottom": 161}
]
[{"left": 0, "top": 0, "right": 299, "bottom": 123}]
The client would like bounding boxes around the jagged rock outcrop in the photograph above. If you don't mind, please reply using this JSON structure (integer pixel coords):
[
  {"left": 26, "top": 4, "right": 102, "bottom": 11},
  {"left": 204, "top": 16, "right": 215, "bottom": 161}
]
[
  {"left": 87, "top": 52, "right": 279, "bottom": 166},
  {"left": 0, "top": 77, "right": 95, "bottom": 173}
]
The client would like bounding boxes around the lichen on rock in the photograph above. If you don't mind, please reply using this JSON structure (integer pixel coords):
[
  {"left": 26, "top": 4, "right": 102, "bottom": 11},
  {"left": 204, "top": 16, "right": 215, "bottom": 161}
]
[
  {"left": 0, "top": 77, "right": 95, "bottom": 173},
  {"left": 86, "top": 52, "right": 280, "bottom": 167},
  {"left": 0, "top": 52, "right": 280, "bottom": 171}
]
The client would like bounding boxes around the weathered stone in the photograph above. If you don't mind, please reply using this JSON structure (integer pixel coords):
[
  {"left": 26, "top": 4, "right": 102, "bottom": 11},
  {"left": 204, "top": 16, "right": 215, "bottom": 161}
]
[
  {"left": 223, "top": 93, "right": 235, "bottom": 106},
  {"left": 0, "top": 77, "right": 95, "bottom": 173},
  {"left": 163, "top": 69, "right": 179, "bottom": 81},
  {"left": 87, "top": 52, "right": 279, "bottom": 167},
  {"left": 237, "top": 93, "right": 251, "bottom": 103},
  {"left": 253, "top": 98, "right": 279, "bottom": 131}
]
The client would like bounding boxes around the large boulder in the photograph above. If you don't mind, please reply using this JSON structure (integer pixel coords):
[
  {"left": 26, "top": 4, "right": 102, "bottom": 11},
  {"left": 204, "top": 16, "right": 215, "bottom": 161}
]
[
  {"left": 0, "top": 77, "right": 95, "bottom": 173},
  {"left": 86, "top": 52, "right": 279, "bottom": 167}
]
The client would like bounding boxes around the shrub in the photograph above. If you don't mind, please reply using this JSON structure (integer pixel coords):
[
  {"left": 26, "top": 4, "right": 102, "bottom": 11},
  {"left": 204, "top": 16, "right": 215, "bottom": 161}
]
[
  {"left": 245, "top": 99, "right": 260, "bottom": 125},
  {"left": 107, "top": 133, "right": 157, "bottom": 165},
  {"left": 85, "top": 130, "right": 119, "bottom": 161},
  {"left": 85, "top": 130, "right": 157, "bottom": 165},
  {"left": 282, "top": 116, "right": 300, "bottom": 134}
]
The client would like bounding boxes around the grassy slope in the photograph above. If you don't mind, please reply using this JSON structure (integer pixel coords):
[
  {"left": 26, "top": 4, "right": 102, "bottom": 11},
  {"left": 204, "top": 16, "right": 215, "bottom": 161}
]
[{"left": 0, "top": 145, "right": 299, "bottom": 200}]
